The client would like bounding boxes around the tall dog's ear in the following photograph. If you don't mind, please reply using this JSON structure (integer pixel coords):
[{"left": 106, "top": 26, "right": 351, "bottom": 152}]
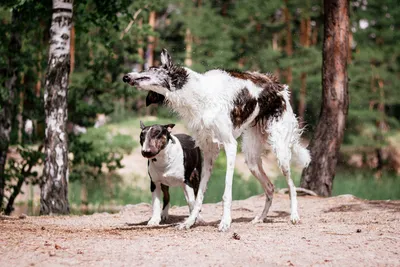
[
  {"left": 140, "top": 120, "right": 145, "bottom": 130},
  {"left": 164, "top": 123, "right": 175, "bottom": 133},
  {"left": 161, "top": 48, "right": 172, "bottom": 69}
]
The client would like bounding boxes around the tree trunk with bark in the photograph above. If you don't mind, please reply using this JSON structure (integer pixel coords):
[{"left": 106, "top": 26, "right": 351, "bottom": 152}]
[
  {"left": 283, "top": 0, "right": 293, "bottom": 87},
  {"left": 40, "top": 0, "right": 73, "bottom": 215},
  {"left": 0, "top": 10, "right": 21, "bottom": 211},
  {"left": 298, "top": 17, "right": 311, "bottom": 128},
  {"left": 145, "top": 11, "right": 156, "bottom": 68},
  {"left": 300, "top": 0, "right": 349, "bottom": 196}
]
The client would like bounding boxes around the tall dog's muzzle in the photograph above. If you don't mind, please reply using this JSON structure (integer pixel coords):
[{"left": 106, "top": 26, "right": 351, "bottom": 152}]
[{"left": 122, "top": 75, "right": 131, "bottom": 83}]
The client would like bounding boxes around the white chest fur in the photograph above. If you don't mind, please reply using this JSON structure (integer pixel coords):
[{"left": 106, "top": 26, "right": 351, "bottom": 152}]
[
  {"left": 167, "top": 69, "right": 263, "bottom": 147},
  {"left": 148, "top": 136, "right": 185, "bottom": 187}
]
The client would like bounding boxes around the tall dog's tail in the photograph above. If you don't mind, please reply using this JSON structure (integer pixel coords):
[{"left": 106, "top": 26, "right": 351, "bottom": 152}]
[
  {"left": 276, "top": 86, "right": 311, "bottom": 168},
  {"left": 292, "top": 142, "right": 311, "bottom": 168}
]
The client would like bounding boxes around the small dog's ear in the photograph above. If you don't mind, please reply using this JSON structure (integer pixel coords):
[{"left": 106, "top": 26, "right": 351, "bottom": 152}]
[
  {"left": 161, "top": 48, "right": 172, "bottom": 69},
  {"left": 140, "top": 120, "right": 145, "bottom": 129},
  {"left": 164, "top": 123, "right": 175, "bottom": 133}
]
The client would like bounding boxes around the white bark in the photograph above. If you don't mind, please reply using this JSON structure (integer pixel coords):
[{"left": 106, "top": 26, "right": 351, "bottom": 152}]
[{"left": 40, "top": 0, "right": 73, "bottom": 215}]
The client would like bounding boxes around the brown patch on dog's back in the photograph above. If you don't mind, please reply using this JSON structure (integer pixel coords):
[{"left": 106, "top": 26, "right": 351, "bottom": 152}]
[
  {"left": 227, "top": 70, "right": 281, "bottom": 90},
  {"left": 227, "top": 70, "right": 286, "bottom": 125},
  {"left": 231, "top": 87, "right": 257, "bottom": 128}
]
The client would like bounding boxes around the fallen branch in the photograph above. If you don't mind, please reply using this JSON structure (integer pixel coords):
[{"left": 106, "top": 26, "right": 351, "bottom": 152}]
[{"left": 278, "top": 187, "right": 318, "bottom": 196}]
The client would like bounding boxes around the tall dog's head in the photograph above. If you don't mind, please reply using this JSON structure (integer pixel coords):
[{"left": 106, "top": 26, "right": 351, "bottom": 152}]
[
  {"left": 123, "top": 49, "right": 188, "bottom": 99},
  {"left": 139, "top": 121, "right": 175, "bottom": 158}
]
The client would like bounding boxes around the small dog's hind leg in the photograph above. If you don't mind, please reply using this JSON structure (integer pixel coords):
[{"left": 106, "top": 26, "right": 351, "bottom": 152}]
[{"left": 161, "top": 184, "right": 170, "bottom": 222}]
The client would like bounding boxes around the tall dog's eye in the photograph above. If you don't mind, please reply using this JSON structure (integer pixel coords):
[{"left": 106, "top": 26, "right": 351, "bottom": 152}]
[{"left": 134, "top": 77, "right": 150, "bottom": 81}]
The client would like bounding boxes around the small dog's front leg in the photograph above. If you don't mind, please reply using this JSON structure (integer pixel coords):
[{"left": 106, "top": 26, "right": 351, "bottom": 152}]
[{"left": 148, "top": 183, "right": 162, "bottom": 226}]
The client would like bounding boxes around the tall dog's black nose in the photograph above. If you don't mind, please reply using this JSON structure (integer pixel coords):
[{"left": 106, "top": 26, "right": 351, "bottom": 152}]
[{"left": 123, "top": 75, "right": 130, "bottom": 83}]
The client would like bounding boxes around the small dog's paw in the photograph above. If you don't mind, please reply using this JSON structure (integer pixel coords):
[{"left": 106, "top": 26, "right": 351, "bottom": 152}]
[
  {"left": 290, "top": 213, "right": 300, "bottom": 224},
  {"left": 218, "top": 218, "right": 231, "bottom": 232},
  {"left": 251, "top": 216, "right": 265, "bottom": 224},
  {"left": 176, "top": 218, "right": 195, "bottom": 230},
  {"left": 147, "top": 217, "right": 161, "bottom": 226}
]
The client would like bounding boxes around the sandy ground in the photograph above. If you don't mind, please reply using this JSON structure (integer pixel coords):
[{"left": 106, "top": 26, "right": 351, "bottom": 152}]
[{"left": 1, "top": 193, "right": 399, "bottom": 266}]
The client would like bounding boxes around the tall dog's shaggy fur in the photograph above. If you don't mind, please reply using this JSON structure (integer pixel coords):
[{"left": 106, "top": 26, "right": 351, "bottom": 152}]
[{"left": 123, "top": 49, "right": 311, "bottom": 232}]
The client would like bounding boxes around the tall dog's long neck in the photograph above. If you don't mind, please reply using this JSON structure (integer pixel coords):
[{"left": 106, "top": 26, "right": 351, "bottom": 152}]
[{"left": 165, "top": 69, "right": 206, "bottom": 119}]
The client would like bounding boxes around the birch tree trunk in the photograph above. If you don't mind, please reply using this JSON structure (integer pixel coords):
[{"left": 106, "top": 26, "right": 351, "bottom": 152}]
[
  {"left": 40, "top": 0, "right": 73, "bottom": 215},
  {"left": 300, "top": 0, "right": 349, "bottom": 196}
]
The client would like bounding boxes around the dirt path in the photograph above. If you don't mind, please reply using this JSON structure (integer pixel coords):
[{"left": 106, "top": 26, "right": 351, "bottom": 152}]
[{"left": 1, "top": 194, "right": 399, "bottom": 266}]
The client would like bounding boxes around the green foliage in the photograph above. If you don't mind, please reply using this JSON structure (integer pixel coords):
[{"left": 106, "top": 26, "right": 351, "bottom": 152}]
[
  {"left": 69, "top": 127, "right": 137, "bottom": 183},
  {"left": 3, "top": 146, "right": 44, "bottom": 214}
]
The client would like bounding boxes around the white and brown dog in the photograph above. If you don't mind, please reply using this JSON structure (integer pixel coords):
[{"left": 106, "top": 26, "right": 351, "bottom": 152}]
[
  {"left": 124, "top": 49, "right": 310, "bottom": 231},
  {"left": 139, "top": 121, "right": 202, "bottom": 226}
]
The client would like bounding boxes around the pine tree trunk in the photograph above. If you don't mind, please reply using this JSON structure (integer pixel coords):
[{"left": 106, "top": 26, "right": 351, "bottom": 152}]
[
  {"left": 0, "top": 10, "right": 21, "bottom": 211},
  {"left": 137, "top": 18, "right": 144, "bottom": 72},
  {"left": 145, "top": 11, "right": 156, "bottom": 68},
  {"left": 298, "top": 17, "right": 311, "bottom": 128},
  {"left": 300, "top": 0, "right": 349, "bottom": 196},
  {"left": 284, "top": 0, "right": 293, "bottom": 87},
  {"left": 298, "top": 72, "right": 307, "bottom": 128},
  {"left": 184, "top": 28, "right": 193, "bottom": 67},
  {"left": 40, "top": 0, "right": 73, "bottom": 215}
]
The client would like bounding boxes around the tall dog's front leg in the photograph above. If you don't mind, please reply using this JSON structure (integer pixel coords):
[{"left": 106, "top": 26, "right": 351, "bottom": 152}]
[
  {"left": 177, "top": 144, "right": 219, "bottom": 230},
  {"left": 148, "top": 182, "right": 162, "bottom": 226},
  {"left": 219, "top": 141, "right": 237, "bottom": 232}
]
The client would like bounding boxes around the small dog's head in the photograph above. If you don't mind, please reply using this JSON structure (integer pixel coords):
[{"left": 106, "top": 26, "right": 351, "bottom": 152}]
[
  {"left": 139, "top": 121, "right": 175, "bottom": 158},
  {"left": 122, "top": 49, "right": 188, "bottom": 95}
]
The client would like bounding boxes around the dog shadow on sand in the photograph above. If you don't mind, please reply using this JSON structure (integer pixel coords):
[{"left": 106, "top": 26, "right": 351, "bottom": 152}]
[{"left": 116, "top": 210, "right": 290, "bottom": 231}]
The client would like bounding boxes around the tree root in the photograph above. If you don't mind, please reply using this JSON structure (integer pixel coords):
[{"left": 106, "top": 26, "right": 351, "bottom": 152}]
[{"left": 277, "top": 187, "right": 318, "bottom": 196}]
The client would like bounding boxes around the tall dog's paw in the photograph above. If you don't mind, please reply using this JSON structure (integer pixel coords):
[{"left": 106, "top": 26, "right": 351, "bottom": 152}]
[
  {"left": 147, "top": 217, "right": 161, "bottom": 226},
  {"left": 290, "top": 213, "right": 300, "bottom": 224},
  {"left": 176, "top": 218, "right": 195, "bottom": 230},
  {"left": 218, "top": 218, "right": 231, "bottom": 232},
  {"left": 161, "top": 212, "right": 169, "bottom": 222},
  {"left": 195, "top": 214, "right": 206, "bottom": 225}
]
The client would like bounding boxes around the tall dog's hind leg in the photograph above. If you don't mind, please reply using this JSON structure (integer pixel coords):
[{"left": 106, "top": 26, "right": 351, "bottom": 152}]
[
  {"left": 219, "top": 140, "right": 237, "bottom": 232},
  {"left": 161, "top": 184, "right": 170, "bottom": 222},
  {"left": 242, "top": 127, "right": 274, "bottom": 224},
  {"left": 177, "top": 143, "right": 219, "bottom": 230},
  {"left": 268, "top": 119, "right": 300, "bottom": 224}
]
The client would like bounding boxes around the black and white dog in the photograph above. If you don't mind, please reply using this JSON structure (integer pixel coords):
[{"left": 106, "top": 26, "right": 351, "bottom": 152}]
[
  {"left": 124, "top": 49, "right": 310, "bottom": 231},
  {"left": 139, "top": 121, "right": 202, "bottom": 226}
]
